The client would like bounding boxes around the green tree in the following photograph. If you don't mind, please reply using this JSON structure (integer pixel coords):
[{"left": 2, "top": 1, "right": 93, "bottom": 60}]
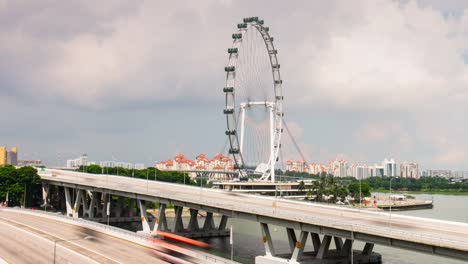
[
  {"left": 348, "top": 181, "right": 371, "bottom": 200},
  {"left": 16, "top": 166, "right": 41, "bottom": 207},
  {"left": 0, "top": 166, "right": 40, "bottom": 207},
  {"left": 298, "top": 180, "right": 306, "bottom": 192},
  {"left": 86, "top": 164, "right": 103, "bottom": 174}
]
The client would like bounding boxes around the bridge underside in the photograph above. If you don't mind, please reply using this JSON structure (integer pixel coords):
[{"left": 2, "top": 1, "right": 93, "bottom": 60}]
[{"left": 42, "top": 182, "right": 230, "bottom": 238}]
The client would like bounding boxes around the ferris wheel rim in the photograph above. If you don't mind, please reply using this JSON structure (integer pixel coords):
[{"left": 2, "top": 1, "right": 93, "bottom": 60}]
[{"left": 223, "top": 17, "right": 283, "bottom": 179}]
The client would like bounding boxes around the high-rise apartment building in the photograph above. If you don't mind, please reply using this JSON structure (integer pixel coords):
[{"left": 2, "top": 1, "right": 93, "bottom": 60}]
[
  {"left": 6, "top": 147, "right": 18, "bottom": 166},
  {"left": 0, "top": 147, "right": 6, "bottom": 166},
  {"left": 0, "top": 146, "right": 18, "bottom": 166},
  {"left": 66, "top": 154, "right": 89, "bottom": 168},
  {"left": 369, "top": 165, "right": 384, "bottom": 177},
  {"left": 383, "top": 158, "right": 397, "bottom": 177},
  {"left": 400, "top": 162, "right": 419, "bottom": 179}
]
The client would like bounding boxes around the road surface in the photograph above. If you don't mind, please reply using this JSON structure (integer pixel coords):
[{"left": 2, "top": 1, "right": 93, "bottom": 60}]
[{"left": 0, "top": 210, "right": 172, "bottom": 264}]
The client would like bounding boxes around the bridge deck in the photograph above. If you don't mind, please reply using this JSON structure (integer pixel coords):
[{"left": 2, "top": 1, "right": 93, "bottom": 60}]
[{"left": 40, "top": 169, "right": 468, "bottom": 261}]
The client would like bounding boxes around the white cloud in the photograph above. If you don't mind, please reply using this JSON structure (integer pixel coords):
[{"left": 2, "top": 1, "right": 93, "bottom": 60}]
[
  {"left": 2, "top": 0, "right": 468, "bottom": 168},
  {"left": 291, "top": 0, "right": 468, "bottom": 109},
  {"left": 1, "top": 0, "right": 467, "bottom": 110}
]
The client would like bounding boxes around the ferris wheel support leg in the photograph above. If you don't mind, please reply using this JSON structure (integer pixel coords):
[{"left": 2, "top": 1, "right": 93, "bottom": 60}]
[
  {"left": 269, "top": 107, "right": 275, "bottom": 183},
  {"left": 239, "top": 106, "right": 246, "bottom": 154}
]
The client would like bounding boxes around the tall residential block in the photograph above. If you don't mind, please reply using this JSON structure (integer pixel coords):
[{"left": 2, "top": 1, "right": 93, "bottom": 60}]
[
  {"left": 0, "top": 146, "right": 6, "bottom": 166},
  {"left": 6, "top": 147, "right": 18, "bottom": 166},
  {"left": 400, "top": 162, "right": 419, "bottom": 179},
  {"left": 382, "top": 158, "right": 397, "bottom": 177}
]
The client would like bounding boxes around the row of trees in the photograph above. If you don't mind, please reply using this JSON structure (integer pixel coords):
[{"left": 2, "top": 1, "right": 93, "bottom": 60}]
[
  {"left": 297, "top": 174, "right": 371, "bottom": 203},
  {"left": 78, "top": 165, "right": 203, "bottom": 186},
  {"left": 366, "top": 176, "right": 468, "bottom": 192},
  {"left": 0, "top": 165, "right": 41, "bottom": 207},
  {"left": 287, "top": 170, "right": 468, "bottom": 193}
]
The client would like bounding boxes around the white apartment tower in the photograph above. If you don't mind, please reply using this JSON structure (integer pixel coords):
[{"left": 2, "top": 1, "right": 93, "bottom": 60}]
[{"left": 383, "top": 158, "right": 397, "bottom": 177}]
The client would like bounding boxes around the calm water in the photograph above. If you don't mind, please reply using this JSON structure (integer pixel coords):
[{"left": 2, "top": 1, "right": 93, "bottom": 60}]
[{"left": 195, "top": 193, "right": 468, "bottom": 264}]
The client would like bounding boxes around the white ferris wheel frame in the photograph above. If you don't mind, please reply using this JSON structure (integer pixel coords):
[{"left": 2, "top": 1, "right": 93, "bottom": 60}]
[{"left": 224, "top": 17, "right": 283, "bottom": 182}]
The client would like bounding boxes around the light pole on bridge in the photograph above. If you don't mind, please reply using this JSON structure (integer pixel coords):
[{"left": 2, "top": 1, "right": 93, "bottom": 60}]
[{"left": 389, "top": 176, "right": 399, "bottom": 228}]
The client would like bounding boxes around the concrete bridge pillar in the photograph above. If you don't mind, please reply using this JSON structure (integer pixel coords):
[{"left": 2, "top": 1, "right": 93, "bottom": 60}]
[
  {"left": 41, "top": 182, "right": 49, "bottom": 207},
  {"left": 316, "top": 235, "right": 332, "bottom": 259},
  {"left": 173, "top": 206, "right": 184, "bottom": 233},
  {"left": 290, "top": 231, "right": 308, "bottom": 262},
  {"left": 64, "top": 187, "right": 73, "bottom": 217},
  {"left": 137, "top": 199, "right": 151, "bottom": 233},
  {"left": 114, "top": 197, "right": 124, "bottom": 217},
  {"left": 72, "top": 189, "right": 87, "bottom": 218},
  {"left": 202, "top": 212, "right": 216, "bottom": 231},
  {"left": 156, "top": 203, "right": 169, "bottom": 231},
  {"left": 218, "top": 215, "right": 228, "bottom": 230},
  {"left": 188, "top": 209, "right": 200, "bottom": 231},
  {"left": 261, "top": 223, "right": 276, "bottom": 257},
  {"left": 85, "top": 191, "right": 97, "bottom": 218}
]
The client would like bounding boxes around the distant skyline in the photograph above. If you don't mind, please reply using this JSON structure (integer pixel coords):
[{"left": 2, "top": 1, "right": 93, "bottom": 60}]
[{"left": 1, "top": 0, "right": 468, "bottom": 169}]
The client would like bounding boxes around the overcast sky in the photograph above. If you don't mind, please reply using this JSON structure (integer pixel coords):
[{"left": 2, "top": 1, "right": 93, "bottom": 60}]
[{"left": 1, "top": 0, "right": 468, "bottom": 170}]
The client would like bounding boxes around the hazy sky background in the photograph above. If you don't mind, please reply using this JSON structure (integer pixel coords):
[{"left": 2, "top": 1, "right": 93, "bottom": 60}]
[{"left": 1, "top": 0, "right": 468, "bottom": 169}]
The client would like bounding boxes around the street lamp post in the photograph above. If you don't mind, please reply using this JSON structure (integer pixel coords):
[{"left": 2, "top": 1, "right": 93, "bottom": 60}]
[
  {"left": 389, "top": 177, "right": 399, "bottom": 228},
  {"left": 359, "top": 176, "right": 362, "bottom": 210},
  {"left": 146, "top": 169, "right": 149, "bottom": 193},
  {"left": 23, "top": 183, "right": 26, "bottom": 208},
  {"left": 54, "top": 236, "right": 93, "bottom": 263}
]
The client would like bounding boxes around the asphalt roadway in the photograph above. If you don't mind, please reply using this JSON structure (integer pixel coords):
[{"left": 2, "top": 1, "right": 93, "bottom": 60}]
[
  {"left": 0, "top": 210, "right": 175, "bottom": 264},
  {"left": 41, "top": 169, "right": 468, "bottom": 255}
]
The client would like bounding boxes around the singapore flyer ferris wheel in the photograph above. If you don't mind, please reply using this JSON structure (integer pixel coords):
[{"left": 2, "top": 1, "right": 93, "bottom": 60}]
[{"left": 223, "top": 17, "right": 283, "bottom": 182}]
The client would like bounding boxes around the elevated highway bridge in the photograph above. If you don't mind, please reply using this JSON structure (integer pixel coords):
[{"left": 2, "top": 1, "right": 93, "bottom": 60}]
[{"left": 38, "top": 168, "right": 468, "bottom": 263}]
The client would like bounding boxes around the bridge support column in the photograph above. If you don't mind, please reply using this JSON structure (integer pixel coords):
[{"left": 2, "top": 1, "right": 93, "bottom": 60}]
[
  {"left": 102, "top": 193, "right": 111, "bottom": 218},
  {"left": 286, "top": 228, "right": 297, "bottom": 253},
  {"left": 173, "top": 206, "right": 184, "bottom": 233},
  {"left": 114, "top": 197, "right": 124, "bottom": 217},
  {"left": 340, "top": 239, "right": 353, "bottom": 257},
  {"left": 137, "top": 200, "right": 151, "bottom": 233},
  {"left": 72, "top": 190, "right": 85, "bottom": 218},
  {"left": 41, "top": 182, "right": 49, "bottom": 207},
  {"left": 218, "top": 215, "right": 228, "bottom": 230},
  {"left": 363, "top": 242, "right": 374, "bottom": 255},
  {"left": 188, "top": 209, "right": 199, "bottom": 231},
  {"left": 311, "top": 232, "right": 321, "bottom": 251},
  {"left": 334, "top": 236, "right": 343, "bottom": 251},
  {"left": 316, "top": 235, "right": 332, "bottom": 259},
  {"left": 261, "top": 223, "right": 275, "bottom": 257},
  {"left": 128, "top": 199, "right": 136, "bottom": 217},
  {"left": 157, "top": 203, "right": 169, "bottom": 231},
  {"left": 85, "top": 191, "right": 97, "bottom": 218},
  {"left": 64, "top": 187, "right": 73, "bottom": 217},
  {"left": 203, "top": 212, "right": 215, "bottom": 231},
  {"left": 290, "top": 231, "right": 308, "bottom": 263}
]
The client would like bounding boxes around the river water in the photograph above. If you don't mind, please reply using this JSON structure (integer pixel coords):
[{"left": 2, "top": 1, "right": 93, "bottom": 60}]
[{"left": 194, "top": 193, "right": 468, "bottom": 264}]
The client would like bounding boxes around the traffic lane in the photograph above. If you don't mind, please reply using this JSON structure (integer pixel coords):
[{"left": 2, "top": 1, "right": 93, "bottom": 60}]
[
  {"left": 0, "top": 211, "right": 169, "bottom": 264},
  {"left": 44, "top": 173, "right": 468, "bottom": 247},
  {"left": 0, "top": 217, "right": 93, "bottom": 264}
]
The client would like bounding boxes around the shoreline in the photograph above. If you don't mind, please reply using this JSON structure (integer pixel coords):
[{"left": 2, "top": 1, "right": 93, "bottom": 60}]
[{"left": 371, "top": 189, "right": 468, "bottom": 195}]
